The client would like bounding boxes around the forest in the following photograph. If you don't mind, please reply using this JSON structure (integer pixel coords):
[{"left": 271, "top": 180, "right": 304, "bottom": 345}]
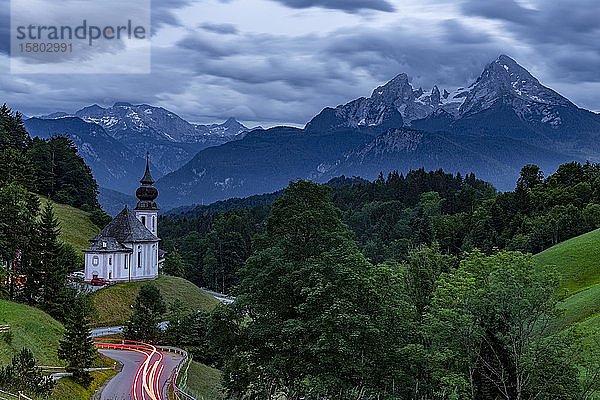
[
  {"left": 161, "top": 162, "right": 600, "bottom": 295},
  {"left": 0, "top": 105, "right": 105, "bottom": 313},
  {"left": 155, "top": 180, "right": 600, "bottom": 399}
]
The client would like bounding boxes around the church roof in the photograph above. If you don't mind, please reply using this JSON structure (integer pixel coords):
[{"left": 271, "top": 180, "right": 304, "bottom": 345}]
[
  {"left": 91, "top": 207, "right": 159, "bottom": 244},
  {"left": 84, "top": 237, "right": 132, "bottom": 253}
]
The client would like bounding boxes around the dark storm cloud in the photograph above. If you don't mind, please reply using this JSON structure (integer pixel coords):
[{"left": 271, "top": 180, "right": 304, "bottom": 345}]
[
  {"left": 0, "top": 5, "right": 9, "bottom": 55},
  {"left": 443, "top": 20, "right": 491, "bottom": 44},
  {"left": 152, "top": 0, "right": 196, "bottom": 30},
  {"left": 177, "top": 34, "right": 242, "bottom": 58},
  {"left": 169, "top": 22, "right": 503, "bottom": 123},
  {"left": 200, "top": 23, "right": 239, "bottom": 35},
  {"left": 4, "top": 0, "right": 600, "bottom": 126},
  {"left": 320, "top": 25, "right": 500, "bottom": 87},
  {"left": 461, "top": 0, "right": 534, "bottom": 24},
  {"left": 270, "top": 0, "right": 395, "bottom": 13},
  {"left": 461, "top": 0, "right": 600, "bottom": 82}
]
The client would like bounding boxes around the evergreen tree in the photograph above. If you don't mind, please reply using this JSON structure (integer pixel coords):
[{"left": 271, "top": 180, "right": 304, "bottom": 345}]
[
  {"left": 0, "top": 149, "right": 35, "bottom": 191},
  {"left": 0, "top": 348, "right": 54, "bottom": 395},
  {"left": 163, "top": 248, "right": 185, "bottom": 277},
  {"left": 0, "top": 104, "right": 31, "bottom": 153},
  {"left": 225, "top": 181, "right": 415, "bottom": 398},
  {"left": 37, "top": 201, "right": 68, "bottom": 320},
  {"left": 58, "top": 293, "right": 96, "bottom": 386},
  {"left": 124, "top": 283, "right": 167, "bottom": 342},
  {"left": 0, "top": 183, "right": 39, "bottom": 299}
]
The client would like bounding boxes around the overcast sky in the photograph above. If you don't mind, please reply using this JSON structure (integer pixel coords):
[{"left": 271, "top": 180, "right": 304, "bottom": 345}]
[{"left": 1, "top": 0, "right": 599, "bottom": 127}]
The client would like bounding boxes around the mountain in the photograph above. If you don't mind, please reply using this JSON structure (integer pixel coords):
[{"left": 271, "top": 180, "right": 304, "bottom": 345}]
[
  {"left": 319, "top": 128, "right": 574, "bottom": 186},
  {"left": 308, "top": 55, "right": 600, "bottom": 142},
  {"left": 98, "top": 186, "right": 137, "bottom": 216},
  {"left": 24, "top": 117, "right": 152, "bottom": 193},
  {"left": 156, "top": 55, "right": 599, "bottom": 210},
  {"left": 69, "top": 103, "right": 250, "bottom": 174},
  {"left": 157, "top": 126, "right": 374, "bottom": 207},
  {"left": 74, "top": 103, "right": 248, "bottom": 144}
]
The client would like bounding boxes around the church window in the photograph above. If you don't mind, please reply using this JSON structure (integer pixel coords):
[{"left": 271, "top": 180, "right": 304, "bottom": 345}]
[
  {"left": 92, "top": 256, "right": 99, "bottom": 266},
  {"left": 152, "top": 216, "right": 155, "bottom": 230},
  {"left": 141, "top": 216, "right": 146, "bottom": 226},
  {"left": 109, "top": 257, "right": 112, "bottom": 266},
  {"left": 138, "top": 251, "right": 142, "bottom": 268}
]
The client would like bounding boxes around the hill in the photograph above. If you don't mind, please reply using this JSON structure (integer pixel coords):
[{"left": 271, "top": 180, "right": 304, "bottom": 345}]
[
  {"left": 90, "top": 275, "right": 220, "bottom": 327},
  {"left": 0, "top": 300, "right": 64, "bottom": 366},
  {"left": 534, "top": 228, "right": 600, "bottom": 338},
  {"left": 534, "top": 228, "right": 600, "bottom": 295},
  {"left": 43, "top": 197, "right": 100, "bottom": 253}
]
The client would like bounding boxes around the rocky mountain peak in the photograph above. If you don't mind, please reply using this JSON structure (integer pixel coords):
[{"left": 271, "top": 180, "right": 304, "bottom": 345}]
[
  {"left": 431, "top": 85, "right": 441, "bottom": 105},
  {"left": 460, "top": 54, "right": 574, "bottom": 117},
  {"left": 371, "top": 73, "right": 413, "bottom": 102}
]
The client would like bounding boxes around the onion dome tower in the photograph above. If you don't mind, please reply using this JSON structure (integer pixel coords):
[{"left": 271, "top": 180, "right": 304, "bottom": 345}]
[{"left": 135, "top": 153, "right": 159, "bottom": 235}]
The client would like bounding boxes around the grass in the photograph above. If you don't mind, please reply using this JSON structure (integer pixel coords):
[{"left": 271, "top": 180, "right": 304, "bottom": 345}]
[
  {"left": 37, "top": 196, "right": 100, "bottom": 254},
  {"left": 534, "top": 228, "right": 600, "bottom": 331},
  {"left": 535, "top": 228, "right": 600, "bottom": 295},
  {"left": 184, "top": 360, "right": 225, "bottom": 400},
  {"left": 40, "top": 369, "right": 118, "bottom": 400},
  {"left": 0, "top": 300, "right": 64, "bottom": 366},
  {"left": 554, "top": 283, "right": 600, "bottom": 329},
  {"left": 90, "top": 275, "right": 220, "bottom": 327}
]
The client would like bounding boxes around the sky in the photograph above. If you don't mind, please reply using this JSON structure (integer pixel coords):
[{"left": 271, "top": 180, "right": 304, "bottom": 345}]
[{"left": 1, "top": 0, "right": 599, "bottom": 128}]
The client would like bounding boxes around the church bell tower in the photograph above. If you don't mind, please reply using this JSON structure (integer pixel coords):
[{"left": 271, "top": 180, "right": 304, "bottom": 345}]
[{"left": 135, "top": 154, "right": 159, "bottom": 236}]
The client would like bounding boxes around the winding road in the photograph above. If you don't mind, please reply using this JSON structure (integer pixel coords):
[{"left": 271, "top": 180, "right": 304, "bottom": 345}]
[{"left": 97, "top": 343, "right": 183, "bottom": 400}]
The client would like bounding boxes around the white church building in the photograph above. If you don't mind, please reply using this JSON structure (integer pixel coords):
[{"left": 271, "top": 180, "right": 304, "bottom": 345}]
[{"left": 84, "top": 156, "right": 161, "bottom": 282}]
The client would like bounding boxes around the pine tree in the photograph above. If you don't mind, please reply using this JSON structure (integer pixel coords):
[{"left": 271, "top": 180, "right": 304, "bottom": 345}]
[
  {"left": 58, "top": 293, "right": 96, "bottom": 386},
  {"left": 0, "top": 182, "right": 39, "bottom": 300},
  {"left": 163, "top": 248, "right": 185, "bottom": 277},
  {"left": 38, "top": 201, "right": 68, "bottom": 320},
  {"left": 124, "top": 284, "right": 167, "bottom": 342},
  {"left": 0, "top": 348, "right": 54, "bottom": 395}
]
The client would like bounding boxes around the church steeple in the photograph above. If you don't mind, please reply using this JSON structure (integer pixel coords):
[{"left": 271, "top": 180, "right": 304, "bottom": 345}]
[
  {"left": 140, "top": 153, "right": 155, "bottom": 185},
  {"left": 135, "top": 153, "right": 159, "bottom": 211},
  {"left": 135, "top": 153, "right": 159, "bottom": 235}
]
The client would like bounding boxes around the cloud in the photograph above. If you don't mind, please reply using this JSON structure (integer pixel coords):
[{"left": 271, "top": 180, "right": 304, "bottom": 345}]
[
  {"left": 151, "top": 0, "right": 197, "bottom": 29},
  {"left": 199, "top": 23, "right": 239, "bottom": 35},
  {"left": 461, "top": 0, "right": 600, "bottom": 82},
  {"left": 269, "top": 0, "right": 395, "bottom": 13},
  {"left": 0, "top": 6, "right": 8, "bottom": 55},
  {"left": 1, "top": 0, "right": 600, "bottom": 128}
]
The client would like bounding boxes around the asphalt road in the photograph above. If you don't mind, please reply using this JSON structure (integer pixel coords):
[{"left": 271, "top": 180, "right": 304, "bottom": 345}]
[{"left": 99, "top": 348, "right": 182, "bottom": 400}]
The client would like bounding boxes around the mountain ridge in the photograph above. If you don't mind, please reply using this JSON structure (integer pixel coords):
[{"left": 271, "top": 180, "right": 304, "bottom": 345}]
[{"left": 155, "top": 54, "right": 598, "bottom": 209}]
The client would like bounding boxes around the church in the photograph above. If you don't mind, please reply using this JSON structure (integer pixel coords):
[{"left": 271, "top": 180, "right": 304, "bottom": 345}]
[{"left": 84, "top": 156, "right": 161, "bottom": 282}]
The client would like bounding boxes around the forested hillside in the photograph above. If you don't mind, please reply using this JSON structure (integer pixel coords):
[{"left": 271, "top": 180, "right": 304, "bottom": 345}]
[
  {"left": 0, "top": 104, "right": 103, "bottom": 316},
  {"left": 0, "top": 104, "right": 117, "bottom": 398},
  {"left": 161, "top": 162, "right": 600, "bottom": 295},
  {"left": 197, "top": 181, "right": 600, "bottom": 399}
]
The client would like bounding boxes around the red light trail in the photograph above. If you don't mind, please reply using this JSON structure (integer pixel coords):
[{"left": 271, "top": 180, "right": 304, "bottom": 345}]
[{"left": 95, "top": 340, "right": 170, "bottom": 400}]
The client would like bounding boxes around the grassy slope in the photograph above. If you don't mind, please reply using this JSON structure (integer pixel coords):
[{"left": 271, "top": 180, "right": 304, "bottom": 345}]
[
  {"left": 90, "top": 275, "right": 220, "bottom": 327},
  {"left": 535, "top": 228, "right": 600, "bottom": 294},
  {"left": 534, "top": 228, "right": 600, "bottom": 334},
  {"left": 38, "top": 196, "right": 100, "bottom": 253},
  {"left": 184, "top": 361, "right": 225, "bottom": 400},
  {"left": 0, "top": 300, "right": 64, "bottom": 366},
  {"left": 41, "top": 370, "right": 117, "bottom": 400}
]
